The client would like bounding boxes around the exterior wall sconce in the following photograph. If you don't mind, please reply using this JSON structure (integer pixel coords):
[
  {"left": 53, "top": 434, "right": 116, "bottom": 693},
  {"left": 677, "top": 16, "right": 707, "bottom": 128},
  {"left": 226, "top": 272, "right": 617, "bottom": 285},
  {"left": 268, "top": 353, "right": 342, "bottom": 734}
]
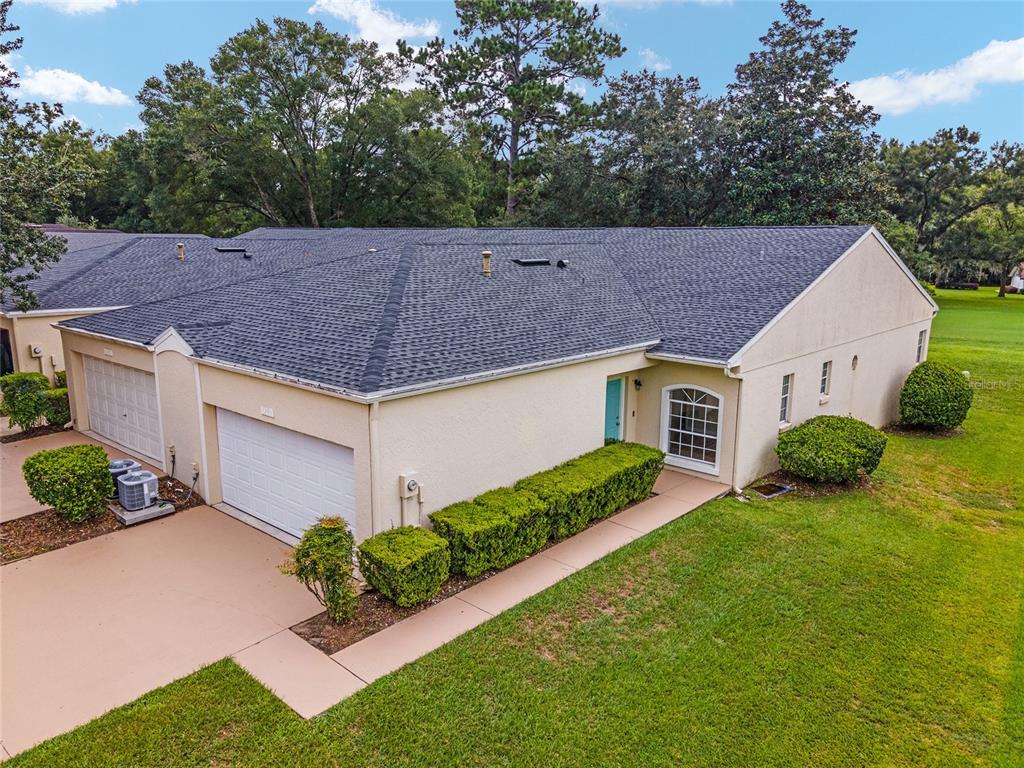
[{"left": 633, "top": 378, "right": 642, "bottom": 391}]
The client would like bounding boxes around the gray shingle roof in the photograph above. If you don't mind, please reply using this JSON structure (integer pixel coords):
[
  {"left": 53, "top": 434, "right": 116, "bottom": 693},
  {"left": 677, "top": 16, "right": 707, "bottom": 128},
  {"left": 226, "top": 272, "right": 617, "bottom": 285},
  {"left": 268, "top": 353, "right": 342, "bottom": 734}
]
[{"left": 62, "top": 226, "right": 872, "bottom": 396}]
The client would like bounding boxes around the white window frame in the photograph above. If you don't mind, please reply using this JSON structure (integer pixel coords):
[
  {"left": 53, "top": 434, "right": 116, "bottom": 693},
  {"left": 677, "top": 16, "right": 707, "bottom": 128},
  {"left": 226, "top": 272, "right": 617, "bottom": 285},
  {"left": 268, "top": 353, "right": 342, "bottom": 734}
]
[
  {"left": 659, "top": 384, "right": 722, "bottom": 475},
  {"left": 779, "top": 373, "right": 794, "bottom": 427},
  {"left": 820, "top": 360, "right": 832, "bottom": 396},
  {"left": 916, "top": 329, "right": 927, "bottom": 363}
]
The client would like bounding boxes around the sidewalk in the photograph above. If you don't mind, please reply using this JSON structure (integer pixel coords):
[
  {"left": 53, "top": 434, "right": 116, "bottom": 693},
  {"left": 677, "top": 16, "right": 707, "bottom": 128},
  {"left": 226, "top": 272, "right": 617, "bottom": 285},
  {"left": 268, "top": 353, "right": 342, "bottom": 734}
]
[{"left": 234, "top": 470, "right": 730, "bottom": 718}]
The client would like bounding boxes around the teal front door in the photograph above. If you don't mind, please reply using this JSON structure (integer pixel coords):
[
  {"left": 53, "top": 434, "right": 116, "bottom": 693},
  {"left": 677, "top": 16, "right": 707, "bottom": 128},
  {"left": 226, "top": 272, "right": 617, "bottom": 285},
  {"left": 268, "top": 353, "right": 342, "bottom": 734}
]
[{"left": 604, "top": 378, "right": 623, "bottom": 441}]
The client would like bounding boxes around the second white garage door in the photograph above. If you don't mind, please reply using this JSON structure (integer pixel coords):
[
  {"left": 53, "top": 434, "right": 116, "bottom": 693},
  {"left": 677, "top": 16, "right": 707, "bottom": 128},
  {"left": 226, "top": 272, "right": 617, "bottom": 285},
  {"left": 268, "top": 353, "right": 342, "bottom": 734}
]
[
  {"left": 216, "top": 408, "right": 356, "bottom": 538},
  {"left": 83, "top": 355, "right": 162, "bottom": 462}
]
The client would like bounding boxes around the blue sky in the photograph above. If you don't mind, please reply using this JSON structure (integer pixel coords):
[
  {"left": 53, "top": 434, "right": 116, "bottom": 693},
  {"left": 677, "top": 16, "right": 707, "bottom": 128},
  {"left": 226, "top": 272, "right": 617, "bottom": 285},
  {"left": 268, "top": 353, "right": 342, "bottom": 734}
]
[{"left": 7, "top": 0, "right": 1024, "bottom": 145}]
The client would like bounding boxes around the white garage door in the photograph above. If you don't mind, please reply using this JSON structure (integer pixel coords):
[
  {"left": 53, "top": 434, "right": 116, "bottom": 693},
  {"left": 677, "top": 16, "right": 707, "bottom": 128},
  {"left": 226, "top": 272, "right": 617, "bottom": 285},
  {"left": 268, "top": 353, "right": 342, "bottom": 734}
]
[
  {"left": 83, "top": 356, "right": 162, "bottom": 461},
  {"left": 216, "top": 408, "right": 356, "bottom": 538}
]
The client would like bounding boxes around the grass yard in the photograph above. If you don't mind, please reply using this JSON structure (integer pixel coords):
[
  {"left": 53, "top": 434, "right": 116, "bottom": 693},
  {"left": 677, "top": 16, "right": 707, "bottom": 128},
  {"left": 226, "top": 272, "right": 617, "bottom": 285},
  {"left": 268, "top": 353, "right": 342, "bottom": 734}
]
[{"left": 10, "top": 290, "right": 1023, "bottom": 767}]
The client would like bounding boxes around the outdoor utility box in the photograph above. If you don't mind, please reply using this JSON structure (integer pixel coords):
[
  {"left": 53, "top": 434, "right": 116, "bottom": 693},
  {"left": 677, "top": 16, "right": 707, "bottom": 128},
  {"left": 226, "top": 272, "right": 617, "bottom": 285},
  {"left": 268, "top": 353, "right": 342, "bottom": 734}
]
[
  {"left": 108, "top": 459, "right": 141, "bottom": 498},
  {"left": 117, "top": 470, "right": 159, "bottom": 512}
]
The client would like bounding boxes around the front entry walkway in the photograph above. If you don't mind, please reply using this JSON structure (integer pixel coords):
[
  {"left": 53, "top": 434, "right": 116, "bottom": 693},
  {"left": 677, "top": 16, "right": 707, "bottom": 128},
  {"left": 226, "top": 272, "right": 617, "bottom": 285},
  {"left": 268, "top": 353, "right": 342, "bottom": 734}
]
[
  {"left": 0, "top": 505, "right": 323, "bottom": 757},
  {"left": 234, "top": 469, "right": 730, "bottom": 720}
]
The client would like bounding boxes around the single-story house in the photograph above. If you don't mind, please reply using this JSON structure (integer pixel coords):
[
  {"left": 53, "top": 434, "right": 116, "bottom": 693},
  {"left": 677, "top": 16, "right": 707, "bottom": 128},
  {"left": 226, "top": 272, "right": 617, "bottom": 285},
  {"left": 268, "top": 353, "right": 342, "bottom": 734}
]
[{"left": 55, "top": 225, "right": 937, "bottom": 544}]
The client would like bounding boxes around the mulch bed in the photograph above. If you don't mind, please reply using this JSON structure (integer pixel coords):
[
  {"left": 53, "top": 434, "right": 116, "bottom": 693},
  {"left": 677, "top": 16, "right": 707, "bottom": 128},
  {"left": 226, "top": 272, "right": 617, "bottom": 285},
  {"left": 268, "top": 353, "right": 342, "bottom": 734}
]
[
  {"left": 0, "top": 477, "right": 206, "bottom": 565},
  {"left": 883, "top": 424, "right": 959, "bottom": 439},
  {"left": 0, "top": 424, "right": 69, "bottom": 444},
  {"left": 292, "top": 572, "right": 491, "bottom": 655}
]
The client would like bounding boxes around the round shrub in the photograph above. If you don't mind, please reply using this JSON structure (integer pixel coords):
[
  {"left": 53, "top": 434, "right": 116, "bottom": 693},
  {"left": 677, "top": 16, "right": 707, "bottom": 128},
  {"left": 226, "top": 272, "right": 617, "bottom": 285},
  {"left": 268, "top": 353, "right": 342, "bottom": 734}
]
[
  {"left": 776, "top": 416, "right": 888, "bottom": 484},
  {"left": 43, "top": 387, "right": 71, "bottom": 426},
  {"left": 22, "top": 444, "right": 114, "bottom": 522},
  {"left": 0, "top": 371, "right": 49, "bottom": 431},
  {"left": 283, "top": 517, "right": 358, "bottom": 623},
  {"left": 899, "top": 361, "right": 974, "bottom": 430},
  {"left": 357, "top": 526, "right": 450, "bottom": 607}
]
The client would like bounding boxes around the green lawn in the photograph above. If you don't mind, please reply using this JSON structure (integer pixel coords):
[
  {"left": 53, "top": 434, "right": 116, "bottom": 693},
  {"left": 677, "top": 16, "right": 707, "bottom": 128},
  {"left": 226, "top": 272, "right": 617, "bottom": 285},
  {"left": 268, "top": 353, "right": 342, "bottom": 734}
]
[{"left": 11, "top": 289, "right": 1023, "bottom": 767}]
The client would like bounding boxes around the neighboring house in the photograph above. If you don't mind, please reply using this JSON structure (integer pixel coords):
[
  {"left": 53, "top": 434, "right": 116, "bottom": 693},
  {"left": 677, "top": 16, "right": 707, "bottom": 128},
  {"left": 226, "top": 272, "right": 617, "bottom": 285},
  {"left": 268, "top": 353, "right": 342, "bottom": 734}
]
[
  {"left": 54, "top": 225, "right": 936, "bottom": 544},
  {"left": 0, "top": 229, "right": 209, "bottom": 380}
]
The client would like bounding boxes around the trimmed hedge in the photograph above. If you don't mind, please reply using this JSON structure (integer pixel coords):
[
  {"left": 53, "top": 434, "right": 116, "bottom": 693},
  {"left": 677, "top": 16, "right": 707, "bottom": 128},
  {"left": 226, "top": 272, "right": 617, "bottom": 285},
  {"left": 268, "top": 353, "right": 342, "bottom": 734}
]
[
  {"left": 284, "top": 517, "right": 358, "bottom": 623},
  {"left": 357, "top": 526, "right": 450, "bottom": 607},
  {"left": 776, "top": 415, "right": 887, "bottom": 484},
  {"left": 430, "top": 442, "right": 664, "bottom": 576},
  {"left": 0, "top": 371, "right": 49, "bottom": 431},
  {"left": 22, "top": 443, "right": 114, "bottom": 521},
  {"left": 431, "top": 488, "right": 549, "bottom": 577},
  {"left": 43, "top": 387, "right": 71, "bottom": 426},
  {"left": 517, "top": 442, "right": 665, "bottom": 539},
  {"left": 53, "top": 370, "right": 68, "bottom": 388},
  {"left": 899, "top": 361, "right": 974, "bottom": 430}
]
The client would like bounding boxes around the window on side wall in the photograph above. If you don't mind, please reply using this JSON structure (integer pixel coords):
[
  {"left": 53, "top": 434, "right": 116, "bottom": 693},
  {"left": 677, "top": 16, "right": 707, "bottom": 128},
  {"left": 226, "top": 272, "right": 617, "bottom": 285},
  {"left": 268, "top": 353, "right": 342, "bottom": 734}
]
[
  {"left": 779, "top": 373, "right": 794, "bottom": 426},
  {"left": 916, "top": 329, "right": 927, "bottom": 363},
  {"left": 820, "top": 360, "right": 832, "bottom": 396}
]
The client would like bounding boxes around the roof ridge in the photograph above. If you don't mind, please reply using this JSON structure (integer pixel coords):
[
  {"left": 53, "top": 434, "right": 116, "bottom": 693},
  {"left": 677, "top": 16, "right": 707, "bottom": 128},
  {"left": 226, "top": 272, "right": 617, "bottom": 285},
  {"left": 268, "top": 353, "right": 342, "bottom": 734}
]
[{"left": 359, "top": 244, "right": 418, "bottom": 392}]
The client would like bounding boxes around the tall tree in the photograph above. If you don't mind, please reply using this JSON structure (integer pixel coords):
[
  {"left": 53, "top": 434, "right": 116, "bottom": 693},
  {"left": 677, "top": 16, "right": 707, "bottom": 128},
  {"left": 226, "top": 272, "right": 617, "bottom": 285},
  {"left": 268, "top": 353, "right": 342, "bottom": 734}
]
[
  {"left": 721, "top": 0, "right": 884, "bottom": 226},
  {"left": 0, "top": 0, "right": 95, "bottom": 309},
  {"left": 530, "top": 71, "right": 728, "bottom": 227},
  {"left": 414, "top": 0, "right": 623, "bottom": 219}
]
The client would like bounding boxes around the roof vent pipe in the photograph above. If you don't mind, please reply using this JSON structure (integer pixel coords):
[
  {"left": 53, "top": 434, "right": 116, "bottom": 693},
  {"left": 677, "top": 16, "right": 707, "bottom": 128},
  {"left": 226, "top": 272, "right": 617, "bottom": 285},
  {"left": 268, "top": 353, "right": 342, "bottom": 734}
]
[
  {"left": 482, "top": 250, "right": 493, "bottom": 278},
  {"left": 176, "top": 242, "right": 185, "bottom": 261}
]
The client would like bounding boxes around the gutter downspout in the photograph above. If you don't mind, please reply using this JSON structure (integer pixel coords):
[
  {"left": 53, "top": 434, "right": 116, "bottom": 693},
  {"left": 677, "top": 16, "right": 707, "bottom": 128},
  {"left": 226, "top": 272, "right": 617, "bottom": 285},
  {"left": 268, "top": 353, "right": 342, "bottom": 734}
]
[
  {"left": 724, "top": 364, "right": 743, "bottom": 495},
  {"left": 368, "top": 401, "right": 381, "bottom": 536}
]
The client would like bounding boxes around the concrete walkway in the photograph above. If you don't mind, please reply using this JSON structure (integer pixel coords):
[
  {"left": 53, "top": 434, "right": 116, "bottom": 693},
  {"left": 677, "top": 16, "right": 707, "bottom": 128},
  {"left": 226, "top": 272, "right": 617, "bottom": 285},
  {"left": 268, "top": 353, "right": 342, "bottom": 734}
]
[
  {"left": 234, "top": 470, "right": 729, "bottom": 719},
  {"left": 1, "top": 430, "right": 160, "bottom": 522}
]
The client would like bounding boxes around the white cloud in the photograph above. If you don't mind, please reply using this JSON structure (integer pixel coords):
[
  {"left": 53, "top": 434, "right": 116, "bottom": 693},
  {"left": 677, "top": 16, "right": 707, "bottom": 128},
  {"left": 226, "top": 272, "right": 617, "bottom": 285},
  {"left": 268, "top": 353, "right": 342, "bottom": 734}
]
[
  {"left": 639, "top": 47, "right": 671, "bottom": 72},
  {"left": 20, "top": 65, "right": 132, "bottom": 106},
  {"left": 21, "top": 0, "right": 134, "bottom": 14},
  {"left": 308, "top": 0, "right": 439, "bottom": 50},
  {"left": 850, "top": 38, "right": 1024, "bottom": 116}
]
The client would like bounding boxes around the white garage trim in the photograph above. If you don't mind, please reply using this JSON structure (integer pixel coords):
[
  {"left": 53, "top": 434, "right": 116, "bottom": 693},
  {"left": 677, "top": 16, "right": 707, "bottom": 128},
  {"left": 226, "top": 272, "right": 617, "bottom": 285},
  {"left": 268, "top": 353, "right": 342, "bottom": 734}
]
[
  {"left": 83, "top": 356, "right": 163, "bottom": 463},
  {"left": 216, "top": 408, "right": 356, "bottom": 539}
]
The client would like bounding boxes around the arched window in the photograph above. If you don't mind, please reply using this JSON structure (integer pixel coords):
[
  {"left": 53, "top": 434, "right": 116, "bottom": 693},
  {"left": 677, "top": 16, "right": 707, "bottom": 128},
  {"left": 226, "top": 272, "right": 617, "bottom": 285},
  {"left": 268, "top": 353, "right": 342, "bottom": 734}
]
[{"left": 660, "top": 385, "right": 722, "bottom": 473}]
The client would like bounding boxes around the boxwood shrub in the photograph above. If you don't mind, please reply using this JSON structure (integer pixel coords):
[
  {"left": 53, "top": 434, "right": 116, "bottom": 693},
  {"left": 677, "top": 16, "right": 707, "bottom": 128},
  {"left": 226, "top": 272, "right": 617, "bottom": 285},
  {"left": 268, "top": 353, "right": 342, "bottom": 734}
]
[
  {"left": 0, "top": 371, "right": 49, "bottom": 431},
  {"left": 899, "top": 360, "right": 974, "bottom": 430},
  {"left": 22, "top": 443, "right": 114, "bottom": 521},
  {"left": 43, "top": 387, "right": 71, "bottom": 426},
  {"left": 776, "top": 415, "right": 887, "bottom": 484},
  {"left": 357, "top": 526, "right": 450, "bottom": 607},
  {"left": 430, "top": 487, "right": 549, "bottom": 577},
  {"left": 283, "top": 517, "right": 359, "bottom": 623},
  {"left": 430, "top": 442, "right": 664, "bottom": 575},
  {"left": 516, "top": 442, "right": 664, "bottom": 539}
]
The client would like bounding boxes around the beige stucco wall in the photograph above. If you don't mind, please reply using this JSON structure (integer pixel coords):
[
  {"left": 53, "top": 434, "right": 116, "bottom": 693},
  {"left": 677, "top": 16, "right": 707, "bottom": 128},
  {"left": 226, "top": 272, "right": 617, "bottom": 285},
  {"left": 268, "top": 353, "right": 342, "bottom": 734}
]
[
  {"left": 3, "top": 312, "right": 103, "bottom": 383},
  {"left": 373, "top": 351, "right": 655, "bottom": 532},
  {"left": 198, "top": 365, "right": 374, "bottom": 541},
  {"left": 731, "top": 231, "right": 936, "bottom": 487}
]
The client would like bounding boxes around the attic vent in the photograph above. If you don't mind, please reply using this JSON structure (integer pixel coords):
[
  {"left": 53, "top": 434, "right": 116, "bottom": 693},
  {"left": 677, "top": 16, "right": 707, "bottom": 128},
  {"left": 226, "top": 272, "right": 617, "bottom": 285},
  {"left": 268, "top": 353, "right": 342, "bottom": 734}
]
[
  {"left": 512, "top": 258, "right": 551, "bottom": 267},
  {"left": 214, "top": 246, "right": 247, "bottom": 254},
  {"left": 176, "top": 320, "right": 232, "bottom": 330}
]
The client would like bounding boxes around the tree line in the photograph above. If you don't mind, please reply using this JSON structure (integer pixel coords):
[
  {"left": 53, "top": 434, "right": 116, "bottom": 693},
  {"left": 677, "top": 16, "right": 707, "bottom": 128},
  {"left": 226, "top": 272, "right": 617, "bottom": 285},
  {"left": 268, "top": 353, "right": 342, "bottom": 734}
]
[{"left": 2, "top": 0, "right": 1022, "bottom": 310}]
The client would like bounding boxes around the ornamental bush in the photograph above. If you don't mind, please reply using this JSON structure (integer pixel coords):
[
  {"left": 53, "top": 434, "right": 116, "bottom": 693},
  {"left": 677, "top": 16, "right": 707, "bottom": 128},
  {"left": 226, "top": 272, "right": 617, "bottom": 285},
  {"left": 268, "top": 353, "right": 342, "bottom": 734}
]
[
  {"left": 0, "top": 371, "right": 49, "bottom": 431},
  {"left": 43, "top": 387, "right": 71, "bottom": 426},
  {"left": 357, "top": 526, "right": 450, "bottom": 607},
  {"left": 53, "top": 370, "right": 67, "bottom": 388},
  {"left": 430, "top": 442, "right": 664, "bottom": 575},
  {"left": 776, "top": 416, "right": 887, "bottom": 484},
  {"left": 22, "top": 443, "right": 114, "bottom": 522},
  {"left": 516, "top": 442, "right": 664, "bottom": 539},
  {"left": 283, "top": 517, "right": 358, "bottom": 623},
  {"left": 899, "top": 361, "right": 974, "bottom": 430},
  {"left": 430, "top": 487, "right": 549, "bottom": 577}
]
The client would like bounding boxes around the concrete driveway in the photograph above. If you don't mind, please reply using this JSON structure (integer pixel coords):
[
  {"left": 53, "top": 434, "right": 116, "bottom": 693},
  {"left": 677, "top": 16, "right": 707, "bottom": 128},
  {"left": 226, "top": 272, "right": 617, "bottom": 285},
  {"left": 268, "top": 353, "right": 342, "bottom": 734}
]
[
  {"left": 0, "top": 505, "right": 323, "bottom": 757},
  {"left": 1, "top": 430, "right": 161, "bottom": 522}
]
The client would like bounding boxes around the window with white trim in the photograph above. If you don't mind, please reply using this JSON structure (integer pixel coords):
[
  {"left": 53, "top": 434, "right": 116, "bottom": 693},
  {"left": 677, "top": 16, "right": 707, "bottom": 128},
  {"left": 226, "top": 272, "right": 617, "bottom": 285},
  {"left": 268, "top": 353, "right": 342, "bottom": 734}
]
[
  {"left": 780, "top": 374, "right": 794, "bottom": 425},
  {"left": 820, "top": 361, "right": 832, "bottom": 396},
  {"left": 662, "top": 386, "right": 721, "bottom": 470},
  {"left": 916, "top": 329, "right": 927, "bottom": 363}
]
